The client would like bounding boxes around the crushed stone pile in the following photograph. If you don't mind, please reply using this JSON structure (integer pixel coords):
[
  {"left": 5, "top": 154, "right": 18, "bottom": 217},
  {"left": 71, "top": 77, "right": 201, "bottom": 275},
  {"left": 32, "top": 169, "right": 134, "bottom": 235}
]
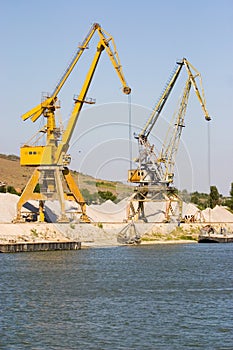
[
  {"left": 202, "top": 205, "right": 233, "bottom": 222},
  {"left": 87, "top": 199, "right": 129, "bottom": 222},
  {"left": 0, "top": 193, "right": 19, "bottom": 222},
  {"left": 1, "top": 193, "right": 233, "bottom": 225}
]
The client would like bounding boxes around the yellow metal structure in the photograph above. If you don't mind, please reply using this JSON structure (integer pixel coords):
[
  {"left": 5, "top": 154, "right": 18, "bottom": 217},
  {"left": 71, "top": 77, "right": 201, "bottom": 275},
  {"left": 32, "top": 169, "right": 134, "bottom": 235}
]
[
  {"left": 128, "top": 58, "right": 211, "bottom": 222},
  {"left": 20, "top": 146, "right": 52, "bottom": 166},
  {"left": 128, "top": 169, "right": 148, "bottom": 183},
  {"left": 16, "top": 23, "right": 130, "bottom": 222}
]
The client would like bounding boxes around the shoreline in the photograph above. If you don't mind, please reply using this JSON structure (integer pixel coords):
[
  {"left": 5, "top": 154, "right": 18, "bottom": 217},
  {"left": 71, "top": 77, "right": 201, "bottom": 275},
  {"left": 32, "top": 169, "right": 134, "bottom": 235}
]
[
  {"left": 1, "top": 221, "right": 232, "bottom": 248},
  {"left": 140, "top": 239, "right": 197, "bottom": 245}
]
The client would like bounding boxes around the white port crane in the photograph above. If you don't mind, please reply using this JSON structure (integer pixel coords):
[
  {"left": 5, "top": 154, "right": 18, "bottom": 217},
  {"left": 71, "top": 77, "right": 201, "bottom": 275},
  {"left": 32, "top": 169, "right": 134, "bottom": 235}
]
[{"left": 128, "top": 58, "right": 211, "bottom": 222}]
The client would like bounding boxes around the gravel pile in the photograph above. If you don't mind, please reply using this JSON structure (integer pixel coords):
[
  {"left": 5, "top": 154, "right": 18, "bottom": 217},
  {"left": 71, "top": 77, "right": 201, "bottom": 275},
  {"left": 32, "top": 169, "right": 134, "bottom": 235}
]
[
  {"left": 202, "top": 205, "right": 233, "bottom": 222},
  {"left": 2, "top": 193, "right": 233, "bottom": 224}
]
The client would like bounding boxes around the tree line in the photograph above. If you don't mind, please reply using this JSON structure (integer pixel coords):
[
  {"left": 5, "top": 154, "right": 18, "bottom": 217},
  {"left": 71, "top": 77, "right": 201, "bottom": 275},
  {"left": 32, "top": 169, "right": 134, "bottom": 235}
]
[{"left": 180, "top": 183, "right": 233, "bottom": 211}]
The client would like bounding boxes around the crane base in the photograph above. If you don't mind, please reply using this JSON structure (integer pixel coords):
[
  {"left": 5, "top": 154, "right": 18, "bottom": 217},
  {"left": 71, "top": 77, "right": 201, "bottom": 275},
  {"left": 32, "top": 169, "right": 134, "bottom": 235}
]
[
  {"left": 127, "top": 186, "right": 182, "bottom": 223},
  {"left": 15, "top": 166, "right": 90, "bottom": 223}
]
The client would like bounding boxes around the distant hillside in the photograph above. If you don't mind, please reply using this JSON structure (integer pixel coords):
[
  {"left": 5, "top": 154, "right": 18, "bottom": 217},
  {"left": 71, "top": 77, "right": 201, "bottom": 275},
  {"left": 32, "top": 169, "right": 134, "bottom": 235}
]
[
  {"left": 0, "top": 154, "right": 132, "bottom": 201},
  {"left": 1, "top": 154, "right": 232, "bottom": 209},
  {"left": 0, "top": 154, "right": 32, "bottom": 192}
]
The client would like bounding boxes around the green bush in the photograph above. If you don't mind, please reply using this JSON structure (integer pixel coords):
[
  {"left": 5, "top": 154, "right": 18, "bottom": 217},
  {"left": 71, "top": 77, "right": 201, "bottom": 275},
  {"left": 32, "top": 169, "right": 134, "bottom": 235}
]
[
  {"left": 7, "top": 186, "right": 20, "bottom": 196},
  {"left": 98, "top": 191, "right": 117, "bottom": 202}
]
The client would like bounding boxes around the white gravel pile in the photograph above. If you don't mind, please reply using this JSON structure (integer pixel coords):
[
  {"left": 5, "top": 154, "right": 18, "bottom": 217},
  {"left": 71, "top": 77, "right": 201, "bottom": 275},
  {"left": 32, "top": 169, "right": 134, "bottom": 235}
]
[
  {"left": 183, "top": 202, "right": 200, "bottom": 216},
  {"left": 87, "top": 200, "right": 126, "bottom": 222},
  {"left": 202, "top": 205, "right": 233, "bottom": 222},
  {"left": 1, "top": 193, "right": 232, "bottom": 225},
  {"left": 87, "top": 200, "right": 199, "bottom": 223},
  {"left": 0, "top": 193, "right": 19, "bottom": 222}
]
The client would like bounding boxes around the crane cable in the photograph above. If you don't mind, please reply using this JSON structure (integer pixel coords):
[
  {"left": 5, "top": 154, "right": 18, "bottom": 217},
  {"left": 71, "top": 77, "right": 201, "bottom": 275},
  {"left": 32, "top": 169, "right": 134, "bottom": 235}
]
[
  {"left": 207, "top": 121, "right": 211, "bottom": 221},
  {"left": 128, "top": 93, "right": 132, "bottom": 172}
]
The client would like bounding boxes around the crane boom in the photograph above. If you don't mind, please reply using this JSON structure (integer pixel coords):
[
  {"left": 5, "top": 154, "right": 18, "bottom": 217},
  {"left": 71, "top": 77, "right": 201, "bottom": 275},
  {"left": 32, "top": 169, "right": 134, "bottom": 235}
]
[
  {"left": 21, "top": 23, "right": 100, "bottom": 123},
  {"left": 139, "top": 58, "right": 210, "bottom": 142},
  {"left": 139, "top": 60, "right": 184, "bottom": 139},
  {"left": 21, "top": 23, "right": 130, "bottom": 124},
  {"left": 158, "top": 59, "right": 211, "bottom": 184},
  {"left": 95, "top": 26, "right": 131, "bottom": 95},
  {"left": 20, "top": 24, "right": 131, "bottom": 167},
  {"left": 55, "top": 44, "right": 104, "bottom": 165},
  {"left": 55, "top": 31, "right": 131, "bottom": 164},
  {"left": 183, "top": 59, "right": 210, "bottom": 121}
]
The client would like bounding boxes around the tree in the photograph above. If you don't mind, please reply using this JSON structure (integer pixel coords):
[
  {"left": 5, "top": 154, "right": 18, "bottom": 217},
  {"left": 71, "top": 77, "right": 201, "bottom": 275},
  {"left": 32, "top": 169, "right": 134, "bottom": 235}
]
[
  {"left": 230, "top": 182, "right": 233, "bottom": 199},
  {"left": 209, "top": 185, "right": 220, "bottom": 209},
  {"left": 225, "top": 182, "right": 233, "bottom": 211},
  {"left": 98, "top": 191, "right": 117, "bottom": 202},
  {"left": 81, "top": 188, "right": 99, "bottom": 205},
  {"left": 190, "top": 191, "right": 209, "bottom": 210}
]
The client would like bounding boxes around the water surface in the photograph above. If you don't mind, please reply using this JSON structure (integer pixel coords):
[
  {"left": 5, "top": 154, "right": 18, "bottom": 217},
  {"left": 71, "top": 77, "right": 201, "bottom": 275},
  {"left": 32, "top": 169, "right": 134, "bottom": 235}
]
[{"left": 1, "top": 244, "right": 232, "bottom": 349}]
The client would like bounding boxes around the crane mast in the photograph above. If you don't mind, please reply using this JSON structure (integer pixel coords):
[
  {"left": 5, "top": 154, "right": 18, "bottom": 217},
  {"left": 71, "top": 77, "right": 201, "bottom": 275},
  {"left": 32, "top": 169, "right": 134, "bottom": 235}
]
[
  {"left": 128, "top": 58, "right": 210, "bottom": 222},
  {"left": 16, "top": 24, "right": 130, "bottom": 223}
]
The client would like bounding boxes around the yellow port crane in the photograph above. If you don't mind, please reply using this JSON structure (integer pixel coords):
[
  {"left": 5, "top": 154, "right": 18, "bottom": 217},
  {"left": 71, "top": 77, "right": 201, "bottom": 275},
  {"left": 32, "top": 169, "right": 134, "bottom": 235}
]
[
  {"left": 16, "top": 23, "right": 131, "bottom": 222},
  {"left": 128, "top": 58, "right": 210, "bottom": 222}
]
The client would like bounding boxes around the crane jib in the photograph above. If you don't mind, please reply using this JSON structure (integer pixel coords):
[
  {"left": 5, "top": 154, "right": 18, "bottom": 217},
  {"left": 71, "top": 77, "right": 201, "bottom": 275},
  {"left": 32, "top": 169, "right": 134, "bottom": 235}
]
[
  {"left": 52, "top": 24, "right": 100, "bottom": 98},
  {"left": 140, "top": 60, "right": 184, "bottom": 139}
]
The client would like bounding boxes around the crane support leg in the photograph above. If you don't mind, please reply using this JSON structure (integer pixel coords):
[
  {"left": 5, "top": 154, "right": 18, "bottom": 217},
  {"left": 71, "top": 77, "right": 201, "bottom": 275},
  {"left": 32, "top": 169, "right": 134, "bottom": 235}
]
[
  {"left": 127, "top": 199, "right": 147, "bottom": 222},
  {"left": 62, "top": 167, "right": 90, "bottom": 223},
  {"left": 54, "top": 166, "right": 69, "bottom": 222},
  {"left": 15, "top": 168, "right": 43, "bottom": 222},
  {"left": 127, "top": 187, "right": 183, "bottom": 223},
  {"left": 164, "top": 192, "right": 183, "bottom": 223}
]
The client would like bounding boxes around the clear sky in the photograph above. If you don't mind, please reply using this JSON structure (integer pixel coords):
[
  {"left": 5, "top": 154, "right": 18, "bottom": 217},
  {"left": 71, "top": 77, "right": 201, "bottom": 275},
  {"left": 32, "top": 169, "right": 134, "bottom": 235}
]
[{"left": 1, "top": 0, "right": 233, "bottom": 196}]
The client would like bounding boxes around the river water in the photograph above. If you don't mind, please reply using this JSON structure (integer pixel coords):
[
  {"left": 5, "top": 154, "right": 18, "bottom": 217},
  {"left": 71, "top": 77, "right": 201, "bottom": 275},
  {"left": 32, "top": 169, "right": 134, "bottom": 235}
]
[{"left": 0, "top": 243, "right": 232, "bottom": 349}]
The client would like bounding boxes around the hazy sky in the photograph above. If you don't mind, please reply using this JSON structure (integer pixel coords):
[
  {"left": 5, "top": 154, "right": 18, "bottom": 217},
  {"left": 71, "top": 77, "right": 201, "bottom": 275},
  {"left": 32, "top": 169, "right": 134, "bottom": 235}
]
[{"left": 1, "top": 0, "right": 233, "bottom": 196}]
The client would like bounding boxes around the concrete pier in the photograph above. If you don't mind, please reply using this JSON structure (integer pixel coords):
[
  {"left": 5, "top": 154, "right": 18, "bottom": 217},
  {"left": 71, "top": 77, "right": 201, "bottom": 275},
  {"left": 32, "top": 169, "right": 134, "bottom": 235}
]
[{"left": 0, "top": 241, "right": 81, "bottom": 253}]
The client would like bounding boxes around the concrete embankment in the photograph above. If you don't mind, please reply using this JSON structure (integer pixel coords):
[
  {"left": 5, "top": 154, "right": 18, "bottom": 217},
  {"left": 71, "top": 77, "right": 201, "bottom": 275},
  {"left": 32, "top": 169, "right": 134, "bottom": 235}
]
[{"left": 0, "top": 240, "right": 81, "bottom": 253}]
